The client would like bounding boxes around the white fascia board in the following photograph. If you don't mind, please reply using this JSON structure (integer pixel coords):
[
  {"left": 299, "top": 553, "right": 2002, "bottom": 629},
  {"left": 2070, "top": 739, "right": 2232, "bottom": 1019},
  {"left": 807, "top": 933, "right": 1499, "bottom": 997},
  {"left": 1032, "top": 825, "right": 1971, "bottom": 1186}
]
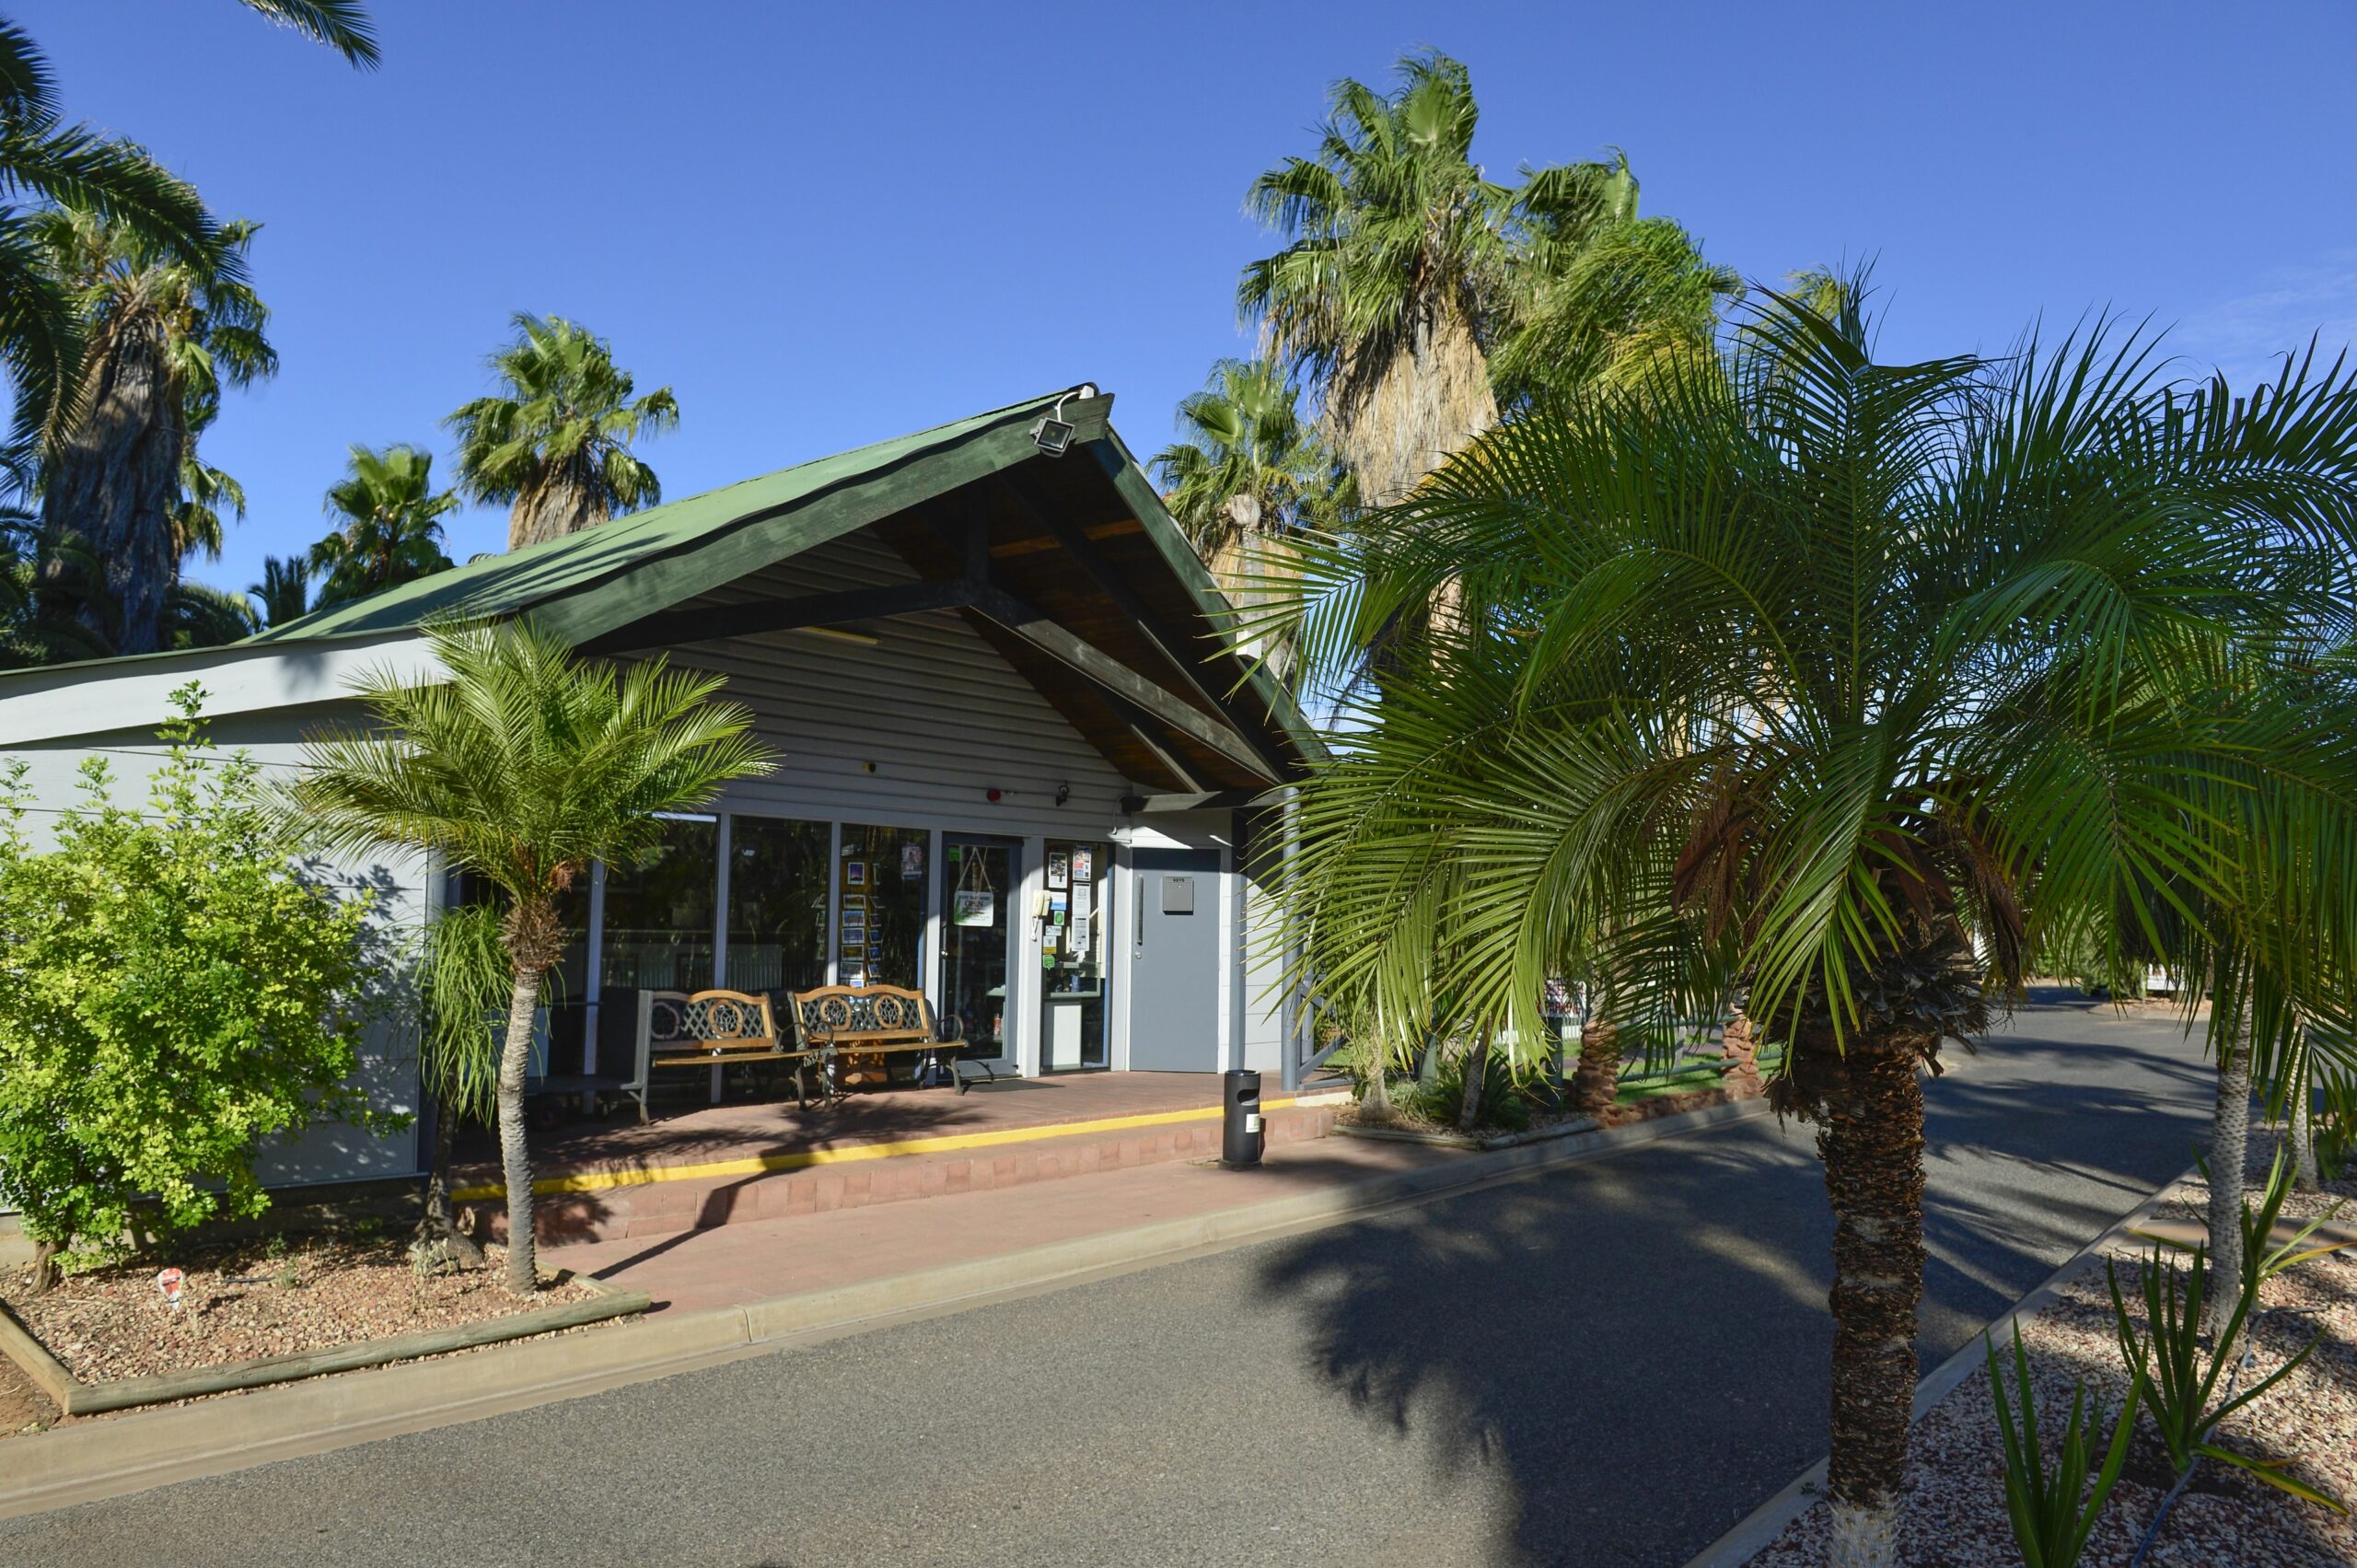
[{"left": 0, "top": 633, "right": 441, "bottom": 746}]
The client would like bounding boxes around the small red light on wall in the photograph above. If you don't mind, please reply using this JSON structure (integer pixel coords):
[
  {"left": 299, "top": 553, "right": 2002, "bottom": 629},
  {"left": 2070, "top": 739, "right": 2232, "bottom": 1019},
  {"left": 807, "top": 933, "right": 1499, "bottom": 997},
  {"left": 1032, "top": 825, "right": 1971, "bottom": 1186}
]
[{"left": 986, "top": 788, "right": 1003, "bottom": 802}]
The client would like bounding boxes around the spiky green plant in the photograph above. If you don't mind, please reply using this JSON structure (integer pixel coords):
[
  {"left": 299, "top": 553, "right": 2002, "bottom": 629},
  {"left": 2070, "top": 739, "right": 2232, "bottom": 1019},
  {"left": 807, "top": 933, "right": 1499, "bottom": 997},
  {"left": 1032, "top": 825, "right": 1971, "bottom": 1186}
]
[
  {"left": 2107, "top": 1243, "right": 2338, "bottom": 1508},
  {"left": 1984, "top": 1320, "right": 2139, "bottom": 1568}
]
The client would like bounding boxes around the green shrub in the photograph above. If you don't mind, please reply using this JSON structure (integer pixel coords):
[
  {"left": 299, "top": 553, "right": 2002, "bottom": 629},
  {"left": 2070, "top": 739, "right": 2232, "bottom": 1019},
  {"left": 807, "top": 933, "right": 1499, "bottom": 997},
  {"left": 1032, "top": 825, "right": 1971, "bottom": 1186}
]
[{"left": 0, "top": 685, "right": 398, "bottom": 1280}]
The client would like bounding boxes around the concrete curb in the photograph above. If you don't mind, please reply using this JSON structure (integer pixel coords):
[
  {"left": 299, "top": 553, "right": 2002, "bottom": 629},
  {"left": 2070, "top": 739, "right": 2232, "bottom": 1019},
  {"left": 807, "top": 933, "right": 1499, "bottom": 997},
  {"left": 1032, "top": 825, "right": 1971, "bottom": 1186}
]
[
  {"left": 0, "top": 1091, "right": 1776, "bottom": 1521},
  {"left": 1679, "top": 1163, "right": 2200, "bottom": 1568}
]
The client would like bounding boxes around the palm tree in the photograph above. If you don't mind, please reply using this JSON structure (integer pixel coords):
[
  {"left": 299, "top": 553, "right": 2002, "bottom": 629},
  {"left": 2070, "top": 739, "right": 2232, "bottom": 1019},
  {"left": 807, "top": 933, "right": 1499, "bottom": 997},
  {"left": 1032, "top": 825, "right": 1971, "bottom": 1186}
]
[
  {"left": 249, "top": 552, "right": 312, "bottom": 627},
  {"left": 30, "top": 207, "right": 273, "bottom": 654},
  {"left": 1273, "top": 285, "right": 2357, "bottom": 1565},
  {"left": 1154, "top": 357, "right": 1351, "bottom": 682},
  {"left": 1491, "top": 152, "right": 1742, "bottom": 404},
  {"left": 0, "top": 6, "right": 372, "bottom": 437},
  {"left": 1240, "top": 50, "right": 1509, "bottom": 508},
  {"left": 446, "top": 314, "right": 679, "bottom": 552},
  {"left": 310, "top": 442, "right": 457, "bottom": 608},
  {"left": 294, "top": 620, "right": 772, "bottom": 1293}
]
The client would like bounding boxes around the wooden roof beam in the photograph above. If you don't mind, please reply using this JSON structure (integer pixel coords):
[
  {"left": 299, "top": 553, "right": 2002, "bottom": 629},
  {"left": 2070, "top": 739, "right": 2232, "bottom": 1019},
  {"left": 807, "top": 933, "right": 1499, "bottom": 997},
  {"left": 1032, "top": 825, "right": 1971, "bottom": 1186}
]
[{"left": 996, "top": 468, "right": 1295, "bottom": 782}]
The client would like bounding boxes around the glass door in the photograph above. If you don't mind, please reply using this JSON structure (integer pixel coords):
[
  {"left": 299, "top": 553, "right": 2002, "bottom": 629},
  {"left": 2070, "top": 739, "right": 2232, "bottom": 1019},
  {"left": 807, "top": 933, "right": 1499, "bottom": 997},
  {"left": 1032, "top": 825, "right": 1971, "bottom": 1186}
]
[
  {"left": 1039, "top": 840, "right": 1109, "bottom": 1071},
  {"left": 940, "top": 835, "right": 1018, "bottom": 1063}
]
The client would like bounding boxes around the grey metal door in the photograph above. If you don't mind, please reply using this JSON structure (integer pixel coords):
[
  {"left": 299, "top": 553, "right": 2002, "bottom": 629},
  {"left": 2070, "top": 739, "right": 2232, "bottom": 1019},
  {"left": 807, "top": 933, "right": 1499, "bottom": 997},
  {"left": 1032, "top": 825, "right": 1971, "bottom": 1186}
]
[{"left": 1126, "top": 848, "right": 1223, "bottom": 1072}]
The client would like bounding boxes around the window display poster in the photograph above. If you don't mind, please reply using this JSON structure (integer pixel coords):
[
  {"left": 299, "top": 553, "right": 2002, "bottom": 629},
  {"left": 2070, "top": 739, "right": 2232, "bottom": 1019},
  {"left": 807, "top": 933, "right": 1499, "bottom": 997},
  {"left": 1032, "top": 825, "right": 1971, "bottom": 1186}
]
[
  {"left": 1072, "top": 847, "right": 1092, "bottom": 881},
  {"left": 901, "top": 842, "right": 923, "bottom": 880},
  {"left": 1046, "top": 851, "right": 1069, "bottom": 890},
  {"left": 1071, "top": 883, "right": 1092, "bottom": 921},
  {"left": 953, "top": 889, "right": 995, "bottom": 926},
  {"left": 1048, "top": 891, "right": 1068, "bottom": 926},
  {"left": 1071, "top": 914, "right": 1091, "bottom": 952},
  {"left": 845, "top": 860, "right": 867, "bottom": 888}
]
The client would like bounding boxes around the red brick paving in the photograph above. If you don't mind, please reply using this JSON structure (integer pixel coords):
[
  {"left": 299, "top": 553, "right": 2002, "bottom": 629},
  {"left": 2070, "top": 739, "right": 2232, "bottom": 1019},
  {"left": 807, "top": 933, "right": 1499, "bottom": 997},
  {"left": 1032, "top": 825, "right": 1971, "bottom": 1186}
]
[
  {"left": 551, "top": 1132, "right": 1465, "bottom": 1316},
  {"left": 476, "top": 1098, "right": 1346, "bottom": 1245}
]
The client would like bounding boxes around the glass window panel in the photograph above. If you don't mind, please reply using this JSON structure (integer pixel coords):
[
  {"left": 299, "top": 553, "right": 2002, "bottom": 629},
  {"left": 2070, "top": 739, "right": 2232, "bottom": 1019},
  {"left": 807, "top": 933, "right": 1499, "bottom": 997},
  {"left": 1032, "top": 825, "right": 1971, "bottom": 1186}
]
[
  {"left": 838, "top": 823, "right": 926, "bottom": 990},
  {"left": 726, "top": 816, "right": 830, "bottom": 997},
  {"left": 596, "top": 818, "right": 717, "bottom": 1065}
]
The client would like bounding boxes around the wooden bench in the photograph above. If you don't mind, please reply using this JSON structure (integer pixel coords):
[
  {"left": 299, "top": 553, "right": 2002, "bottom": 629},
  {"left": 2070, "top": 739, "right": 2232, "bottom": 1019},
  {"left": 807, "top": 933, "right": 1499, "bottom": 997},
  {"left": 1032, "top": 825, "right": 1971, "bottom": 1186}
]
[
  {"left": 624, "top": 989, "right": 823, "bottom": 1121},
  {"left": 787, "top": 983, "right": 966, "bottom": 1095}
]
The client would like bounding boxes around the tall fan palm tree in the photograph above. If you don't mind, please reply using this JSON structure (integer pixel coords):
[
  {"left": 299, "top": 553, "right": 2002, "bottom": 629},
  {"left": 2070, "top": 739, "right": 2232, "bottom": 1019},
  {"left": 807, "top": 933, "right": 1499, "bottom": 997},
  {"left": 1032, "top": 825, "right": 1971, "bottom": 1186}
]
[
  {"left": 447, "top": 314, "right": 679, "bottom": 552},
  {"left": 1492, "top": 152, "right": 1742, "bottom": 404},
  {"left": 0, "top": 6, "right": 372, "bottom": 437},
  {"left": 1240, "top": 50, "right": 1509, "bottom": 508},
  {"left": 1274, "top": 285, "right": 2357, "bottom": 1565},
  {"left": 1154, "top": 357, "right": 1351, "bottom": 681},
  {"left": 309, "top": 442, "right": 457, "bottom": 608},
  {"left": 294, "top": 620, "right": 772, "bottom": 1293},
  {"left": 30, "top": 207, "right": 273, "bottom": 654}
]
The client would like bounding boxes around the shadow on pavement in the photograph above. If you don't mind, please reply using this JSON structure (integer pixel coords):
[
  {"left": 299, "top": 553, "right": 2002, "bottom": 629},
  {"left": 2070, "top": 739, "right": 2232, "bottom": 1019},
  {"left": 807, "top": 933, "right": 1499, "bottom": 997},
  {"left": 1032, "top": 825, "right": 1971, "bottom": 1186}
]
[{"left": 1251, "top": 1003, "right": 2215, "bottom": 1566}]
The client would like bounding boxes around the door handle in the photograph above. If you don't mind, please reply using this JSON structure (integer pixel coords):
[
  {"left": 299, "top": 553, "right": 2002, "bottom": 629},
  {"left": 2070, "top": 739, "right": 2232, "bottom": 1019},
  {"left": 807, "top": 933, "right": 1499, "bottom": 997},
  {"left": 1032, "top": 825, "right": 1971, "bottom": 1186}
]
[{"left": 1134, "top": 874, "right": 1145, "bottom": 955}]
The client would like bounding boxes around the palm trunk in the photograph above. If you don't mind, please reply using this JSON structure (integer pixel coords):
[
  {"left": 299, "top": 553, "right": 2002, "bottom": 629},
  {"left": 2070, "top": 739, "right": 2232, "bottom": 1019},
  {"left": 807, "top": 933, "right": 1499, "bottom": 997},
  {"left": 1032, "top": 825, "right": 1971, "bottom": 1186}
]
[
  {"left": 1457, "top": 1032, "right": 1491, "bottom": 1132},
  {"left": 2204, "top": 1039, "right": 2250, "bottom": 1338},
  {"left": 496, "top": 964, "right": 544, "bottom": 1295},
  {"left": 1572, "top": 1015, "right": 1620, "bottom": 1119},
  {"left": 1358, "top": 1031, "right": 1395, "bottom": 1123},
  {"left": 1818, "top": 1039, "right": 1925, "bottom": 1568},
  {"left": 412, "top": 1094, "right": 484, "bottom": 1272},
  {"left": 1721, "top": 1012, "right": 1763, "bottom": 1095},
  {"left": 34, "top": 323, "right": 183, "bottom": 655},
  {"left": 2289, "top": 1053, "right": 2321, "bottom": 1194}
]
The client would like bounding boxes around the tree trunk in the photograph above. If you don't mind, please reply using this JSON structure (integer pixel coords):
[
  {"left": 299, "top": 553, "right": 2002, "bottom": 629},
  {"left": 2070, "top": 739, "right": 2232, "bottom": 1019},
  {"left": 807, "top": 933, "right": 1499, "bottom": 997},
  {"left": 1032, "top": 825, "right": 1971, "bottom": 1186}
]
[
  {"left": 1456, "top": 1032, "right": 1491, "bottom": 1132},
  {"left": 34, "top": 322, "right": 183, "bottom": 655},
  {"left": 1818, "top": 1040, "right": 1925, "bottom": 1568},
  {"left": 1572, "top": 1015, "right": 1620, "bottom": 1119},
  {"left": 508, "top": 470, "right": 608, "bottom": 552},
  {"left": 2203, "top": 1038, "right": 2250, "bottom": 1339},
  {"left": 1721, "top": 1011, "right": 1763, "bottom": 1095},
  {"left": 2289, "top": 1053, "right": 2321, "bottom": 1194},
  {"left": 412, "top": 1094, "right": 485, "bottom": 1272},
  {"left": 1357, "top": 1029, "right": 1395, "bottom": 1123},
  {"left": 496, "top": 964, "right": 545, "bottom": 1295},
  {"left": 27, "top": 1238, "right": 60, "bottom": 1295}
]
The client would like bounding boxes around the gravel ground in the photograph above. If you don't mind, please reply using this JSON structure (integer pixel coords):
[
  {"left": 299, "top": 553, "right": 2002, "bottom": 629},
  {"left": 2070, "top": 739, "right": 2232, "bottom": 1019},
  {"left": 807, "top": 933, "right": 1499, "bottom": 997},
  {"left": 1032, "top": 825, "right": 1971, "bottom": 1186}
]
[
  {"left": 1750, "top": 1144, "right": 2356, "bottom": 1568},
  {"left": 2, "top": 1234, "right": 598, "bottom": 1388}
]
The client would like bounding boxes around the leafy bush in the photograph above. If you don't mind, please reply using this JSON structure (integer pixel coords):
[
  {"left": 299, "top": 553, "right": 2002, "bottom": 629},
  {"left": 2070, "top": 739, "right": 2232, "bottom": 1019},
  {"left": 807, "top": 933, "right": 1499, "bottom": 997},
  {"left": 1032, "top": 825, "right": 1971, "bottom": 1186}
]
[
  {"left": 0, "top": 685, "right": 397, "bottom": 1281},
  {"left": 1387, "top": 1046, "right": 1552, "bottom": 1132}
]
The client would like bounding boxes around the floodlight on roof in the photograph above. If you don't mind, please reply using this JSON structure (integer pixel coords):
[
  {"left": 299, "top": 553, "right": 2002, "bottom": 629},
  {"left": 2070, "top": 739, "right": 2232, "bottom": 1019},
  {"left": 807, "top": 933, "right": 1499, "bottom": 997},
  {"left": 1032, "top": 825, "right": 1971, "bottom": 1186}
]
[{"left": 1030, "top": 385, "right": 1097, "bottom": 457}]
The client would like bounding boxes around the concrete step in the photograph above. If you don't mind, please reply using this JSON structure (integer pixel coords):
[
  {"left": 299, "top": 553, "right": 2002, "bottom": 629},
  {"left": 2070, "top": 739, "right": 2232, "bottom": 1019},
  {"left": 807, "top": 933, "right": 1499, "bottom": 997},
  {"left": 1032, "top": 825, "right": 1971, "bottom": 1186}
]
[{"left": 479, "top": 1098, "right": 1343, "bottom": 1248}]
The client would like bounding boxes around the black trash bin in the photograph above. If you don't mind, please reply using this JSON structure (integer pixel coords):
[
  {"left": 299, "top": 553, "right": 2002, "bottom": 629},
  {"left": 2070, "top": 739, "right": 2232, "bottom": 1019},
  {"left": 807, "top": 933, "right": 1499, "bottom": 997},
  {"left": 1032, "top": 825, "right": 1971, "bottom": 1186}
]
[{"left": 1222, "top": 1068, "right": 1264, "bottom": 1168}]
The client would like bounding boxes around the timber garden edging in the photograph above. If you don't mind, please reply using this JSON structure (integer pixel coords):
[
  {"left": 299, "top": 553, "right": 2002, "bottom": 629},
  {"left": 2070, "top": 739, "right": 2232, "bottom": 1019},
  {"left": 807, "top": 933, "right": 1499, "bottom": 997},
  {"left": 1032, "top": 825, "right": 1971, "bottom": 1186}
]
[{"left": 0, "top": 1271, "right": 649, "bottom": 1417}]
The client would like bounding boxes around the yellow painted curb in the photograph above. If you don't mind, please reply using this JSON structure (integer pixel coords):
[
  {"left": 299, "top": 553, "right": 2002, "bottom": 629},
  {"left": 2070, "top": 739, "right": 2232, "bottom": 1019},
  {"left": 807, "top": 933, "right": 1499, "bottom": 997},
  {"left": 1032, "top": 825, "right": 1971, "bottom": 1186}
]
[{"left": 453, "top": 1095, "right": 1314, "bottom": 1202}]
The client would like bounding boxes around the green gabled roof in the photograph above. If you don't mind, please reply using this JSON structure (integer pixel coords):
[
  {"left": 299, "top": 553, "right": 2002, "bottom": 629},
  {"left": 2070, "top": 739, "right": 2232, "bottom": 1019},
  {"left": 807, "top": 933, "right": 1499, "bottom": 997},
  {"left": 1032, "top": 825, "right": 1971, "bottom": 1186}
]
[{"left": 251, "top": 386, "right": 1102, "bottom": 647}]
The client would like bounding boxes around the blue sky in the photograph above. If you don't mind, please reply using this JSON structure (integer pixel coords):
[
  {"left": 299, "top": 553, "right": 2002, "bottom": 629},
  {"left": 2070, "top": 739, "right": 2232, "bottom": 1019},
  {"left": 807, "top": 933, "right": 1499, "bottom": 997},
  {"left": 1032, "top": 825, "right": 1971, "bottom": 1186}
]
[{"left": 28, "top": 0, "right": 2357, "bottom": 600}]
